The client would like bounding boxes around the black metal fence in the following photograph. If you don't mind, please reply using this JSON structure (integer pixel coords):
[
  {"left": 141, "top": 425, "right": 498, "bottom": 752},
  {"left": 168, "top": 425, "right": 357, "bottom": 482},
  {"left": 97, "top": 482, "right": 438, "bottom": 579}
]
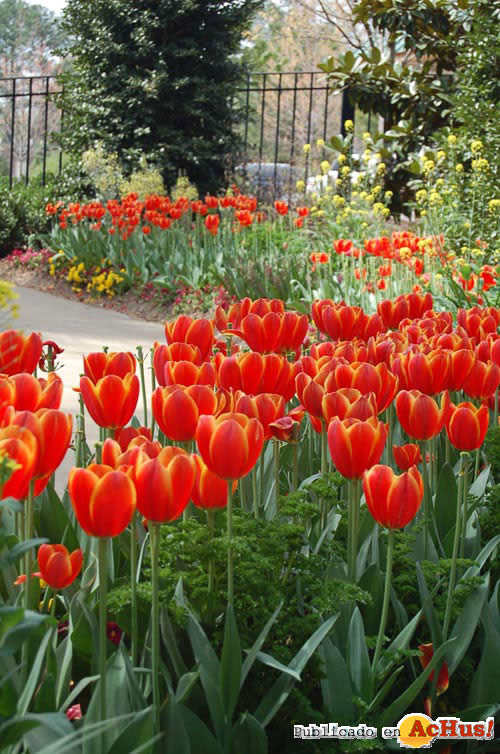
[{"left": 1, "top": 71, "right": 356, "bottom": 199}]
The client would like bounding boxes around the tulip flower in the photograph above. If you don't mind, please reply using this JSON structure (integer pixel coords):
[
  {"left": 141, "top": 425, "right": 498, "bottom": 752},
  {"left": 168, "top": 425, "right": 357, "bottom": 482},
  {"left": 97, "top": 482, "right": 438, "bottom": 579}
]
[
  {"left": 163, "top": 359, "right": 216, "bottom": 388},
  {"left": 418, "top": 643, "right": 449, "bottom": 696},
  {"left": 312, "top": 300, "right": 368, "bottom": 341},
  {"left": 0, "top": 330, "right": 43, "bottom": 376},
  {"left": 322, "top": 389, "right": 378, "bottom": 424},
  {"left": 216, "top": 352, "right": 297, "bottom": 401},
  {"left": 164, "top": 315, "right": 214, "bottom": 361},
  {"left": 152, "top": 384, "right": 219, "bottom": 443},
  {"left": 80, "top": 373, "right": 139, "bottom": 429},
  {"left": 37, "top": 544, "right": 83, "bottom": 589},
  {"left": 234, "top": 392, "right": 285, "bottom": 440},
  {"left": 68, "top": 464, "right": 136, "bottom": 537},
  {"left": 196, "top": 412, "right": 264, "bottom": 481},
  {"left": 102, "top": 436, "right": 161, "bottom": 470},
  {"left": 406, "top": 351, "right": 451, "bottom": 395},
  {"left": 135, "top": 447, "right": 195, "bottom": 522},
  {"left": 191, "top": 455, "right": 232, "bottom": 510},
  {"left": 83, "top": 351, "right": 136, "bottom": 383},
  {"left": 204, "top": 213, "right": 220, "bottom": 235},
  {"left": 327, "top": 416, "right": 387, "bottom": 479},
  {"left": 395, "top": 390, "right": 450, "bottom": 441},
  {"left": 448, "top": 349, "right": 476, "bottom": 391},
  {"left": 0, "top": 425, "right": 38, "bottom": 499},
  {"left": 393, "top": 443, "right": 422, "bottom": 471},
  {"left": 268, "top": 415, "right": 301, "bottom": 443},
  {"left": 214, "top": 297, "right": 284, "bottom": 333},
  {"left": 462, "top": 360, "right": 500, "bottom": 401},
  {"left": 113, "top": 425, "right": 152, "bottom": 452},
  {"left": 363, "top": 464, "right": 424, "bottom": 530},
  {"left": 153, "top": 342, "right": 202, "bottom": 386},
  {"left": 325, "top": 361, "right": 398, "bottom": 413},
  {"left": 224, "top": 311, "right": 308, "bottom": 354},
  {"left": 446, "top": 402, "right": 489, "bottom": 451},
  {"left": 11, "top": 372, "right": 63, "bottom": 412}
]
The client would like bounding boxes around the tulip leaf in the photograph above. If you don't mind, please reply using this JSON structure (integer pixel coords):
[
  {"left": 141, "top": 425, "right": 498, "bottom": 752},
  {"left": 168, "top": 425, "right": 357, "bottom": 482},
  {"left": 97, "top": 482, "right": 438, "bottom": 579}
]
[
  {"left": 468, "top": 464, "right": 491, "bottom": 498},
  {"left": 416, "top": 564, "right": 443, "bottom": 648},
  {"left": 0, "top": 713, "right": 74, "bottom": 751},
  {"left": 368, "top": 665, "right": 404, "bottom": 714},
  {"left": 252, "top": 651, "right": 302, "bottom": 681},
  {"left": 347, "top": 608, "right": 371, "bottom": 701},
  {"left": 254, "top": 613, "right": 338, "bottom": 727},
  {"left": 434, "top": 462, "right": 457, "bottom": 546},
  {"left": 107, "top": 708, "right": 155, "bottom": 754},
  {"left": 463, "top": 534, "right": 500, "bottom": 579},
  {"left": 5, "top": 537, "right": 48, "bottom": 565},
  {"left": 358, "top": 564, "right": 384, "bottom": 635},
  {"left": 187, "top": 612, "right": 225, "bottom": 741},
  {"left": 163, "top": 699, "right": 191, "bottom": 754},
  {"left": 241, "top": 602, "right": 283, "bottom": 687},
  {"left": 160, "top": 608, "right": 188, "bottom": 680},
  {"left": 55, "top": 635, "right": 74, "bottom": 709},
  {"left": 379, "top": 639, "right": 455, "bottom": 726},
  {"left": 319, "top": 637, "right": 355, "bottom": 724},
  {"left": 231, "top": 712, "right": 268, "bottom": 754},
  {"left": 0, "top": 609, "right": 54, "bottom": 656},
  {"left": 378, "top": 609, "right": 422, "bottom": 676},
  {"left": 178, "top": 704, "right": 223, "bottom": 754},
  {"left": 220, "top": 604, "right": 242, "bottom": 722},
  {"left": 59, "top": 674, "right": 100, "bottom": 713},
  {"left": 175, "top": 672, "right": 199, "bottom": 704},
  {"left": 0, "top": 606, "right": 24, "bottom": 649},
  {"left": 468, "top": 602, "right": 500, "bottom": 707},
  {"left": 448, "top": 577, "right": 488, "bottom": 676},
  {"left": 38, "top": 483, "right": 80, "bottom": 553}
]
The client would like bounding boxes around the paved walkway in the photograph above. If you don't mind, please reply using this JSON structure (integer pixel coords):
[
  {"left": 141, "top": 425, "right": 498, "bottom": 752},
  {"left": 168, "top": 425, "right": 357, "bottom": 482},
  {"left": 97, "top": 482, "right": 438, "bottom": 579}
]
[{"left": 12, "top": 286, "right": 165, "bottom": 493}]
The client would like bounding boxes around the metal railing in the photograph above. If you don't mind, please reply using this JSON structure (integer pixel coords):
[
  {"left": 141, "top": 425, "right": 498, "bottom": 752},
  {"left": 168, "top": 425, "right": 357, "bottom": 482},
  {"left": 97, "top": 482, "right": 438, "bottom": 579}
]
[
  {"left": 0, "top": 75, "right": 63, "bottom": 188},
  {"left": 1, "top": 71, "right": 356, "bottom": 200}
]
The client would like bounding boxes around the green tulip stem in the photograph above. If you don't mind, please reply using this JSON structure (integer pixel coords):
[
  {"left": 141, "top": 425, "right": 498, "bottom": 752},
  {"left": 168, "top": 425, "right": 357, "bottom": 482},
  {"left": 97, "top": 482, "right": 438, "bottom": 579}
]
[
  {"left": 474, "top": 447, "right": 480, "bottom": 480},
  {"left": 291, "top": 442, "right": 298, "bottom": 492},
  {"left": 494, "top": 388, "right": 498, "bottom": 428},
  {"left": 24, "top": 479, "right": 35, "bottom": 612},
  {"left": 421, "top": 439, "right": 430, "bottom": 560},
  {"left": 136, "top": 346, "right": 148, "bottom": 428},
  {"left": 460, "top": 456, "right": 470, "bottom": 560},
  {"left": 443, "top": 453, "right": 465, "bottom": 639},
  {"left": 321, "top": 423, "right": 327, "bottom": 476},
  {"left": 150, "top": 522, "right": 161, "bottom": 731},
  {"left": 252, "top": 466, "right": 259, "bottom": 519},
  {"left": 98, "top": 537, "right": 109, "bottom": 742},
  {"left": 348, "top": 478, "right": 361, "bottom": 582},
  {"left": 150, "top": 353, "right": 157, "bottom": 438},
  {"left": 445, "top": 432, "right": 451, "bottom": 466},
  {"left": 372, "top": 529, "right": 395, "bottom": 684},
  {"left": 207, "top": 510, "right": 215, "bottom": 593},
  {"left": 227, "top": 483, "right": 234, "bottom": 604},
  {"left": 130, "top": 514, "right": 138, "bottom": 667},
  {"left": 273, "top": 440, "right": 280, "bottom": 515}
]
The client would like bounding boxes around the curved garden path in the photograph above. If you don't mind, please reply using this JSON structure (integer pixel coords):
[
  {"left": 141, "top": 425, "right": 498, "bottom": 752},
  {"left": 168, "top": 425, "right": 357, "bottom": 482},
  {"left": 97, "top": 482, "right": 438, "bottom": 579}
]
[{"left": 13, "top": 285, "right": 165, "bottom": 492}]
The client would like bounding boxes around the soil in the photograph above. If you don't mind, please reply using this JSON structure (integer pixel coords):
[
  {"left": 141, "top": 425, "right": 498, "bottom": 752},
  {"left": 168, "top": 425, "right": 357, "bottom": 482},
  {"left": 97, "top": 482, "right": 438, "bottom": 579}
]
[{"left": 0, "top": 259, "right": 174, "bottom": 323}]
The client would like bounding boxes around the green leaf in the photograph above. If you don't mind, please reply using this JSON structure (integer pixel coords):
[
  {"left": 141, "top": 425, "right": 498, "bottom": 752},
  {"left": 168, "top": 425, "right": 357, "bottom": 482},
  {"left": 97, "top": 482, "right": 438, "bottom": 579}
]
[
  {"left": 368, "top": 665, "right": 404, "bottom": 714},
  {"left": 319, "top": 637, "right": 355, "bottom": 724},
  {"left": 0, "top": 610, "right": 54, "bottom": 656},
  {"left": 253, "top": 652, "right": 301, "bottom": 681},
  {"left": 3, "top": 537, "right": 48, "bottom": 566},
  {"left": 220, "top": 604, "right": 242, "bottom": 722},
  {"left": 379, "top": 639, "right": 456, "bottom": 726},
  {"left": 241, "top": 602, "right": 282, "bottom": 687},
  {"left": 0, "top": 713, "right": 74, "bottom": 752},
  {"left": 187, "top": 612, "right": 225, "bottom": 741},
  {"left": 468, "top": 465, "right": 490, "bottom": 498},
  {"left": 38, "top": 482, "right": 80, "bottom": 552},
  {"left": 434, "top": 462, "right": 457, "bottom": 548},
  {"left": 416, "top": 564, "right": 443, "bottom": 648},
  {"left": 448, "top": 578, "right": 488, "bottom": 676},
  {"left": 231, "top": 713, "right": 268, "bottom": 754},
  {"left": 378, "top": 610, "right": 422, "bottom": 675},
  {"left": 175, "top": 672, "right": 199, "bottom": 704},
  {"left": 163, "top": 699, "right": 190, "bottom": 754},
  {"left": 18, "top": 626, "right": 55, "bottom": 714},
  {"left": 346, "top": 608, "right": 371, "bottom": 701},
  {"left": 254, "top": 613, "right": 338, "bottom": 727},
  {"left": 468, "top": 602, "right": 500, "bottom": 706},
  {"left": 178, "top": 704, "right": 222, "bottom": 754},
  {"left": 0, "top": 607, "right": 23, "bottom": 648},
  {"left": 108, "top": 708, "right": 155, "bottom": 754}
]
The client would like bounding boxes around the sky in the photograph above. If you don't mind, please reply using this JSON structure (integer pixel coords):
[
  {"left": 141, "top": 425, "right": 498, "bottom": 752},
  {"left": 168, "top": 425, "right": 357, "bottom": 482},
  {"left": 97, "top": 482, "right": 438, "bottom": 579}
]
[{"left": 28, "top": 0, "right": 67, "bottom": 14}]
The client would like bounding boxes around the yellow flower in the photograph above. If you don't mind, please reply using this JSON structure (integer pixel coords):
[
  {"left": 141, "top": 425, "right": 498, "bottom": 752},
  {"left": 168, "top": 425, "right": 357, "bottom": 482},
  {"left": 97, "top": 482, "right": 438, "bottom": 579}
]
[
  {"left": 341, "top": 166, "right": 350, "bottom": 176},
  {"left": 448, "top": 134, "right": 457, "bottom": 146},
  {"left": 437, "top": 151, "right": 446, "bottom": 161},
  {"left": 338, "top": 154, "right": 347, "bottom": 164},
  {"left": 472, "top": 158, "right": 489, "bottom": 172},
  {"left": 303, "top": 144, "right": 311, "bottom": 154},
  {"left": 376, "top": 163, "right": 386, "bottom": 175},
  {"left": 470, "top": 139, "right": 483, "bottom": 153},
  {"left": 423, "top": 160, "right": 435, "bottom": 173},
  {"left": 344, "top": 119, "right": 354, "bottom": 131},
  {"left": 335, "top": 178, "right": 342, "bottom": 187},
  {"left": 362, "top": 132, "right": 371, "bottom": 143},
  {"left": 296, "top": 179, "right": 305, "bottom": 192},
  {"left": 333, "top": 195, "right": 345, "bottom": 207},
  {"left": 316, "top": 138, "right": 325, "bottom": 148},
  {"left": 456, "top": 163, "right": 464, "bottom": 173},
  {"left": 385, "top": 190, "right": 393, "bottom": 200},
  {"left": 320, "top": 160, "right": 331, "bottom": 174},
  {"left": 488, "top": 199, "right": 500, "bottom": 213}
]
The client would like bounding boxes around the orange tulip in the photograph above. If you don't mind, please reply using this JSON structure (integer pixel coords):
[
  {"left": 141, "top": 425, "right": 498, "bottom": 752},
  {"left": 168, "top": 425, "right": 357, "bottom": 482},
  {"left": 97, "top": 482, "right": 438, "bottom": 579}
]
[
  {"left": 163, "top": 359, "right": 216, "bottom": 388},
  {"left": 204, "top": 213, "right": 220, "bottom": 235},
  {"left": 418, "top": 643, "right": 449, "bottom": 695},
  {"left": 191, "top": 455, "right": 233, "bottom": 509},
  {"left": 134, "top": 447, "right": 195, "bottom": 522},
  {"left": 457, "top": 306, "right": 499, "bottom": 339},
  {"left": 102, "top": 436, "right": 161, "bottom": 470},
  {"left": 196, "top": 412, "right": 264, "bottom": 480},
  {"left": 446, "top": 402, "right": 489, "bottom": 451},
  {"left": 214, "top": 297, "right": 284, "bottom": 332},
  {"left": 83, "top": 351, "right": 136, "bottom": 383},
  {"left": 312, "top": 300, "right": 368, "bottom": 341},
  {"left": 448, "top": 349, "right": 476, "bottom": 391},
  {"left": 216, "top": 352, "right": 297, "bottom": 401},
  {"left": 80, "top": 374, "right": 139, "bottom": 428},
  {"left": 0, "top": 330, "right": 42, "bottom": 376},
  {"left": 225, "top": 311, "right": 308, "bottom": 354},
  {"left": 153, "top": 342, "right": 202, "bottom": 386},
  {"left": 325, "top": 361, "right": 398, "bottom": 413},
  {"left": 165, "top": 315, "right": 214, "bottom": 361},
  {"left": 234, "top": 392, "right": 285, "bottom": 440},
  {"left": 321, "top": 388, "right": 378, "bottom": 424},
  {"left": 327, "top": 417, "right": 387, "bottom": 479},
  {"left": 406, "top": 351, "right": 451, "bottom": 395},
  {"left": 113, "top": 425, "right": 152, "bottom": 452},
  {"left": 152, "top": 384, "right": 218, "bottom": 442},
  {"left": 392, "top": 443, "right": 422, "bottom": 471},
  {"left": 11, "top": 372, "right": 63, "bottom": 411},
  {"left": 68, "top": 464, "right": 136, "bottom": 537},
  {"left": 363, "top": 464, "right": 423, "bottom": 529},
  {"left": 37, "top": 544, "right": 83, "bottom": 589},
  {"left": 395, "top": 390, "right": 449, "bottom": 441},
  {"left": 0, "top": 425, "right": 38, "bottom": 499},
  {"left": 7, "top": 408, "right": 72, "bottom": 486},
  {"left": 462, "top": 360, "right": 500, "bottom": 400}
]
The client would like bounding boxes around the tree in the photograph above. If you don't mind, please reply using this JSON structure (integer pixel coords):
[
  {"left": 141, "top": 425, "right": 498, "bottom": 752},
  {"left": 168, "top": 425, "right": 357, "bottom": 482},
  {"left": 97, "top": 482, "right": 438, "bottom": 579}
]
[
  {"left": 0, "top": 0, "right": 64, "bottom": 76},
  {"left": 57, "top": 0, "right": 266, "bottom": 195}
]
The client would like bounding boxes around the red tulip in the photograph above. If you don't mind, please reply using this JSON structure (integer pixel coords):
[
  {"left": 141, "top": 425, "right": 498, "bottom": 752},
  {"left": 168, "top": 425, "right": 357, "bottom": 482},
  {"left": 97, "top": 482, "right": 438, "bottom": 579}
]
[
  {"left": 191, "top": 455, "right": 233, "bottom": 509},
  {"left": 448, "top": 349, "right": 476, "bottom": 391},
  {"left": 0, "top": 425, "right": 38, "bottom": 499},
  {"left": 11, "top": 372, "right": 63, "bottom": 411},
  {"left": 102, "top": 436, "right": 161, "bottom": 470},
  {"left": 419, "top": 643, "right": 449, "bottom": 695},
  {"left": 83, "top": 351, "right": 136, "bottom": 383},
  {"left": 134, "top": 447, "right": 195, "bottom": 522},
  {"left": 392, "top": 443, "right": 422, "bottom": 471},
  {"left": 312, "top": 301, "right": 368, "bottom": 341},
  {"left": 233, "top": 392, "right": 285, "bottom": 440},
  {"left": 216, "top": 352, "right": 297, "bottom": 401},
  {"left": 68, "top": 464, "right": 136, "bottom": 537},
  {"left": 446, "top": 402, "right": 489, "bottom": 451},
  {"left": 7, "top": 408, "right": 72, "bottom": 487},
  {"left": 322, "top": 388, "right": 378, "bottom": 424},
  {"left": 0, "top": 330, "right": 43, "bottom": 376},
  {"left": 152, "top": 384, "right": 218, "bottom": 442},
  {"left": 462, "top": 360, "right": 500, "bottom": 401},
  {"left": 225, "top": 311, "right": 308, "bottom": 354},
  {"left": 214, "top": 297, "right": 284, "bottom": 332},
  {"left": 163, "top": 360, "right": 216, "bottom": 388},
  {"left": 396, "top": 390, "right": 449, "bottom": 441},
  {"left": 406, "top": 351, "right": 451, "bottom": 394},
  {"left": 37, "top": 544, "right": 83, "bottom": 589},
  {"left": 205, "top": 213, "right": 220, "bottom": 235},
  {"left": 80, "top": 374, "right": 139, "bottom": 428},
  {"left": 325, "top": 361, "right": 399, "bottom": 413},
  {"left": 165, "top": 315, "right": 214, "bottom": 361},
  {"left": 363, "top": 464, "right": 423, "bottom": 529},
  {"left": 327, "top": 417, "right": 387, "bottom": 479},
  {"left": 196, "top": 412, "right": 264, "bottom": 480},
  {"left": 153, "top": 342, "right": 202, "bottom": 386},
  {"left": 113, "top": 425, "right": 152, "bottom": 452}
]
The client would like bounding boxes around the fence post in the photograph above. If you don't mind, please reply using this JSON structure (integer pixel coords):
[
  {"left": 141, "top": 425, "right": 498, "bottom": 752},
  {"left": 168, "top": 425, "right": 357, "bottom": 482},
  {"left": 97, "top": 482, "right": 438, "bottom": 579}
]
[
  {"left": 9, "top": 78, "right": 16, "bottom": 189},
  {"left": 341, "top": 87, "right": 355, "bottom": 135}
]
